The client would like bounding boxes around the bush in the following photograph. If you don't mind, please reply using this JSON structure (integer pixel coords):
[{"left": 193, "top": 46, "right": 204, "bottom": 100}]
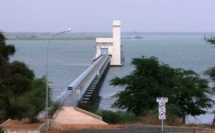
[
  {"left": 95, "top": 110, "right": 138, "bottom": 124},
  {"left": 139, "top": 110, "right": 183, "bottom": 126},
  {"left": 49, "top": 101, "right": 63, "bottom": 118},
  {"left": 77, "top": 101, "right": 138, "bottom": 124},
  {"left": 118, "top": 112, "right": 138, "bottom": 124},
  {"left": 0, "top": 127, "right": 3, "bottom": 133}
]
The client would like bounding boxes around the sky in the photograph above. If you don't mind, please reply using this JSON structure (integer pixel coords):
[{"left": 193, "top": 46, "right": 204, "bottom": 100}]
[{"left": 1, "top": 0, "right": 215, "bottom": 32}]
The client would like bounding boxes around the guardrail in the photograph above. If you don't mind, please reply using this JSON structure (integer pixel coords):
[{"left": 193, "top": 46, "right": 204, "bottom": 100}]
[
  {"left": 68, "top": 56, "right": 103, "bottom": 90},
  {"left": 77, "top": 56, "right": 110, "bottom": 100},
  {"left": 55, "top": 56, "right": 104, "bottom": 104},
  {"left": 56, "top": 55, "right": 110, "bottom": 105}
]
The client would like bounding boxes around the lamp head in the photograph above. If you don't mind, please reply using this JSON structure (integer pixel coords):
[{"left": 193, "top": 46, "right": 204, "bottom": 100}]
[{"left": 67, "top": 28, "right": 72, "bottom": 32}]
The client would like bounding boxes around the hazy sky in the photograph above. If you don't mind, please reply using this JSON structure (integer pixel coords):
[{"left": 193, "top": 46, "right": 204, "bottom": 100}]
[{"left": 1, "top": 0, "right": 215, "bottom": 32}]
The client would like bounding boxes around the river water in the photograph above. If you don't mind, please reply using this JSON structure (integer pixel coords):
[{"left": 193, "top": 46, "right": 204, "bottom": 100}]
[{"left": 8, "top": 32, "right": 215, "bottom": 124}]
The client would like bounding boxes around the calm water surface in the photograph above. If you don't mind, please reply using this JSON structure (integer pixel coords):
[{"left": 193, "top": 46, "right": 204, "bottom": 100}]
[{"left": 8, "top": 33, "right": 215, "bottom": 124}]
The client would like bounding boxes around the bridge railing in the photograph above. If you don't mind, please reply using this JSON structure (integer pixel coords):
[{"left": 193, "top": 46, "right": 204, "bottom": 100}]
[
  {"left": 56, "top": 55, "right": 110, "bottom": 105},
  {"left": 67, "top": 56, "right": 103, "bottom": 90},
  {"left": 76, "top": 55, "right": 110, "bottom": 100}
]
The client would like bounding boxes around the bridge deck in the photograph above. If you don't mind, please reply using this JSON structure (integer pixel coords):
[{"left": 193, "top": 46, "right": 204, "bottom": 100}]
[
  {"left": 53, "top": 106, "right": 107, "bottom": 125},
  {"left": 57, "top": 55, "right": 110, "bottom": 106}
]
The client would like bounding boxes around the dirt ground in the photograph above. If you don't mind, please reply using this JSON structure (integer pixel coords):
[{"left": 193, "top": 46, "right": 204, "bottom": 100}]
[
  {"left": 60, "top": 124, "right": 123, "bottom": 130},
  {"left": 47, "top": 124, "right": 215, "bottom": 133},
  {"left": 2, "top": 120, "right": 215, "bottom": 133},
  {"left": 1, "top": 119, "right": 44, "bottom": 130}
]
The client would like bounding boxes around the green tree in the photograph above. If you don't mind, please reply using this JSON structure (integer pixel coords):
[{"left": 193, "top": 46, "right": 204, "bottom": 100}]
[
  {"left": 170, "top": 69, "right": 213, "bottom": 122},
  {"left": 205, "top": 67, "right": 215, "bottom": 83},
  {"left": 0, "top": 32, "right": 50, "bottom": 122},
  {"left": 8, "top": 77, "right": 47, "bottom": 122},
  {"left": 0, "top": 61, "right": 35, "bottom": 119},
  {"left": 110, "top": 56, "right": 214, "bottom": 123},
  {"left": 0, "top": 32, "right": 15, "bottom": 61},
  {"left": 0, "top": 31, "right": 15, "bottom": 77},
  {"left": 204, "top": 61, "right": 215, "bottom": 116}
]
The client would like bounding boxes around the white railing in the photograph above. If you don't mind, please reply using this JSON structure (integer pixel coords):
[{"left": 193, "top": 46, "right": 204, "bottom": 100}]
[
  {"left": 56, "top": 55, "right": 109, "bottom": 105},
  {"left": 67, "top": 56, "right": 103, "bottom": 90}
]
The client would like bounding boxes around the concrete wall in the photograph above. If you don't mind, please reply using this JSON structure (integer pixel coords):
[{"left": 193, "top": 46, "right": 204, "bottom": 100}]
[
  {"left": 95, "top": 20, "right": 122, "bottom": 66},
  {"left": 111, "top": 20, "right": 121, "bottom": 66},
  {"left": 95, "top": 38, "right": 113, "bottom": 58}
]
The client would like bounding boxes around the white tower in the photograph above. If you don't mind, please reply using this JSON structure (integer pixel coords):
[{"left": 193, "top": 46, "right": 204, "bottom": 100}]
[
  {"left": 95, "top": 20, "right": 122, "bottom": 66},
  {"left": 112, "top": 20, "right": 121, "bottom": 66}
]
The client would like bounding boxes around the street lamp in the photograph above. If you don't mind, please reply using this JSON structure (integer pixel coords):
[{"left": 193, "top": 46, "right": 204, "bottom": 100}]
[{"left": 45, "top": 28, "right": 72, "bottom": 129}]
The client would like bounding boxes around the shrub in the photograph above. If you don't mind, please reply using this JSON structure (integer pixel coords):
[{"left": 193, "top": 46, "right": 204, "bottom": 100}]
[{"left": 95, "top": 110, "right": 138, "bottom": 124}]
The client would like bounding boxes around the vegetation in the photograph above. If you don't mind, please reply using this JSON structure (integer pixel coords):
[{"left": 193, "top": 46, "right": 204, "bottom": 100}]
[
  {"left": 5, "top": 32, "right": 97, "bottom": 40},
  {"left": 0, "top": 31, "right": 50, "bottom": 123},
  {"left": 204, "top": 35, "right": 215, "bottom": 44},
  {"left": 207, "top": 37, "right": 215, "bottom": 44},
  {"left": 78, "top": 101, "right": 138, "bottom": 124},
  {"left": 0, "top": 127, "right": 3, "bottom": 133},
  {"left": 48, "top": 101, "right": 63, "bottom": 118},
  {"left": 110, "top": 56, "right": 215, "bottom": 123},
  {"left": 205, "top": 39, "right": 215, "bottom": 114},
  {"left": 205, "top": 67, "right": 215, "bottom": 83},
  {"left": 205, "top": 67, "right": 215, "bottom": 115},
  {"left": 95, "top": 110, "right": 137, "bottom": 124}
]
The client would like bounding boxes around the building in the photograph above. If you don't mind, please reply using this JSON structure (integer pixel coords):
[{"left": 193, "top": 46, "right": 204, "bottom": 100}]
[{"left": 95, "top": 20, "right": 123, "bottom": 66}]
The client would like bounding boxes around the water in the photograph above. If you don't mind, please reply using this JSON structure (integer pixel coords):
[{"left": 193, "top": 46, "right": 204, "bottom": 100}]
[
  {"left": 98, "top": 34, "right": 215, "bottom": 124},
  {"left": 7, "top": 33, "right": 215, "bottom": 124},
  {"left": 9, "top": 40, "right": 95, "bottom": 98}
]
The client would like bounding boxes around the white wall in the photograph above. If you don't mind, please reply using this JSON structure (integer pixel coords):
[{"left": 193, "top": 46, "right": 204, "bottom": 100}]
[
  {"left": 112, "top": 20, "right": 121, "bottom": 66},
  {"left": 95, "top": 20, "right": 122, "bottom": 66},
  {"left": 95, "top": 38, "right": 113, "bottom": 58}
]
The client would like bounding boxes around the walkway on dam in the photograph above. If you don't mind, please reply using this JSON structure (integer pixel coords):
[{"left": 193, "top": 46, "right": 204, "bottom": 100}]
[
  {"left": 61, "top": 55, "right": 110, "bottom": 106},
  {"left": 53, "top": 106, "right": 107, "bottom": 125}
]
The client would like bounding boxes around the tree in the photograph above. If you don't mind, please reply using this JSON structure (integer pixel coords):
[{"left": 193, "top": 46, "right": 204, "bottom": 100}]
[
  {"left": 110, "top": 56, "right": 214, "bottom": 123},
  {"left": 205, "top": 67, "right": 215, "bottom": 83},
  {"left": 6, "top": 77, "right": 47, "bottom": 122},
  {"left": 0, "top": 32, "right": 50, "bottom": 122},
  {"left": 0, "top": 61, "right": 35, "bottom": 119},
  {"left": 0, "top": 32, "right": 15, "bottom": 60},
  {"left": 170, "top": 69, "right": 214, "bottom": 122},
  {"left": 0, "top": 31, "right": 15, "bottom": 77}
]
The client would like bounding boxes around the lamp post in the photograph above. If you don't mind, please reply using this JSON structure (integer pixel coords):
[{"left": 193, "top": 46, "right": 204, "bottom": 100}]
[{"left": 45, "top": 28, "right": 72, "bottom": 129}]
